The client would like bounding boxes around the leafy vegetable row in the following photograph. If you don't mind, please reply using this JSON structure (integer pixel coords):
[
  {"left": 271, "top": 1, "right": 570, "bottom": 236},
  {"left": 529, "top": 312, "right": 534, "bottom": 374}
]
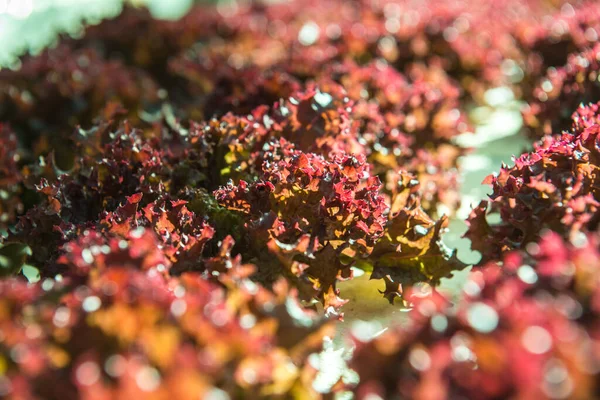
[{"left": 0, "top": 1, "right": 600, "bottom": 399}]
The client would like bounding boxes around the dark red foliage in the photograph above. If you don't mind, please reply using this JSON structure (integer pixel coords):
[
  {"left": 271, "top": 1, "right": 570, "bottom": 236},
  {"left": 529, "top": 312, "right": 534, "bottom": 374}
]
[
  {"left": 101, "top": 194, "right": 216, "bottom": 274},
  {"left": 0, "top": 45, "right": 161, "bottom": 158},
  {"left": 523, "top": 43, "right": 600, "bottom": 138},
  {"left": 6, "top": 121, "right": 170, "bottom": 271},
  {"left": 571, "top": 101, "right": 600, "bottom": 133},
  {"left": 0, "top": 125, "right": 23, "bottom": 229},
  {"left": 466, "top": 113, "right": 600, "bottom": 263}
]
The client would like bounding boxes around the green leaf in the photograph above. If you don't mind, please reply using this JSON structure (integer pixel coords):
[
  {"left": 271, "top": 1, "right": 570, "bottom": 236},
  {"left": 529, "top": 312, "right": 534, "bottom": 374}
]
[
  {"left": 0, "top": 242, "right": 33, "bottom": 276},
  {"left": 22, "top": 264, "right": 41, "bottom": 283}
]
